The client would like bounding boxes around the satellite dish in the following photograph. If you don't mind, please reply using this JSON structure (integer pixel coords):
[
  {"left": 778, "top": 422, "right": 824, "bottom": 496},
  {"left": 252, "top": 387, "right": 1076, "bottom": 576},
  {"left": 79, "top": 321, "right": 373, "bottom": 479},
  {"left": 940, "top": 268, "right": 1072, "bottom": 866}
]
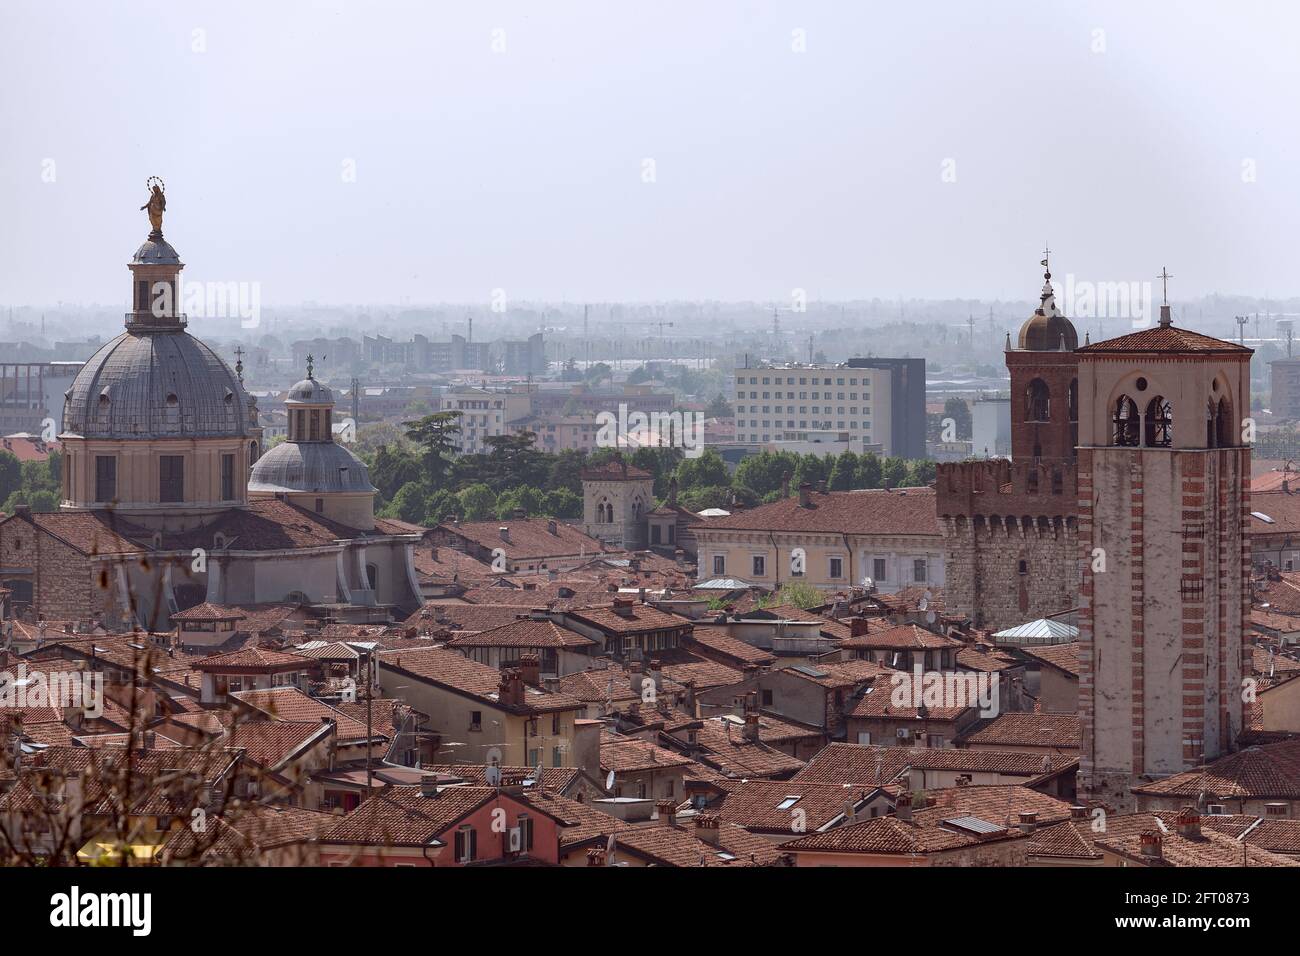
[
  {"left": 926, "top": 610, "right": 936, "bottom": 624},
  {"left": 861, "top": 576, "right": 874, "bottom": 589},
  {"left": 917, "top": 598, "right": 929, "bottom": 612},
  {"left": 485, "top": 765, "right": 502, "bottom": 787},
  {"left": 605, "top": 770, "right": 616, "bottom": 791}
]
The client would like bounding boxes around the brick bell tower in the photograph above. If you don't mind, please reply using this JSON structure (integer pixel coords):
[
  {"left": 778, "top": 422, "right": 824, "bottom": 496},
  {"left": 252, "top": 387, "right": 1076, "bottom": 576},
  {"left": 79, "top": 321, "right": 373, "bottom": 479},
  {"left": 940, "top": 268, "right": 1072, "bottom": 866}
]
[
  {"left": 936, "top": 254, "right": 1079, "bottom": 630},
  {"left": 1076, "top": 284, "right": 1252, "bottom": 810},
  {"left": 1006, "top": 252, "right": 1079, "bottom": 461}
]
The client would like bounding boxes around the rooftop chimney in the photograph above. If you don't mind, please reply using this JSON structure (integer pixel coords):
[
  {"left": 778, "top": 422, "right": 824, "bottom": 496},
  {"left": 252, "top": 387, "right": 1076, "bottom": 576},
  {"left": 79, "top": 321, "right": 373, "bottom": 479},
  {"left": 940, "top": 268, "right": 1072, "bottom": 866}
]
[
  {"left": 694, "top": 812, "right": 721, "bottom": 845},
  {"left": 895, "top": 791, "right": 913, "bottom": 822},
  {"left": 782, "top": 474, "right": 791, "bottom": 499},
  {"left": 1139, "top": 831, "right": 1163, "bottom": 859},
  {"left": 612, "top": 598, "right": 636, "bottom": 618},
  {"left": 1070, "top": 805, "right": 1088, "bottom": 820},
  {"left": 547, "top": 519, "right": 558, "bottom": 535},
  {"left": 420, "top": 773, "right": 441, "bottom": 798},
  {"left": 586, "top": 847, "right": 607, "bottom": 866},
  {"left": 518, "top": 654, "right": 541, "bottom": 688},
  {"left": 798, "top": 483, "right": 813, "bottom": 508},
  {"left": 816, "top": 479, "right": 827, "bottom": 495},
  {"left": 743, "top": 712, "right": 760, "bottom": 743},
  {"left": 1175, "top": 806, "right": 1201, "bottom": 839},
  {"left": 1017, "top": 811, "right": 1038, "bottom": 835},
  {"left": 656, "top": 800, "right": 678, "bottom": 827},
  {"left": 498, "top": 668, "right": 525, "bottom": 708},
  {"left": 850, "top": 617, "right": 872, "bottom": 638}
]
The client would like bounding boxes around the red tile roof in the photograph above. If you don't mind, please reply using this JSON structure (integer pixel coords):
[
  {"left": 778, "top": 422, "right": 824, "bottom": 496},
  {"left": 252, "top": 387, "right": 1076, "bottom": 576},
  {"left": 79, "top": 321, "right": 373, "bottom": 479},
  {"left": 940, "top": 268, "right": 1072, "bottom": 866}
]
[
  {"left": 697, "top": 487, "right": 941, "bottom": 536},
  {"left": 378, "top": 645, "right": 584, "bottom": 715},
  {"left": 1018, "top": 642, "right": 1081, "bottom": 678},
  {"left": 223, "top": 719, "right": 331, "bottom": 770},
  {"left": 1131, "top": 738, "right": 1300, "bottom": 799},
  {"left": 439, "top": 519, "right": 609, "bottom": 561},
  {"left": 1077, "top": 324, "right": 1252, "bottom": 354},
  {"left": 792, "top": 742, "right": 1076, "bottom": 786},
  {"left": 840, "top": 623, "right": 963, "bottom": 651},
  {"left": 319, "top": 785, "right": 497, "bottom": 847},
  {"left": 958, "top": 713, "right": 1081, "bottom": 750},
  {"left": 445, "top": 617, "right": 595, "bottom": 649}
]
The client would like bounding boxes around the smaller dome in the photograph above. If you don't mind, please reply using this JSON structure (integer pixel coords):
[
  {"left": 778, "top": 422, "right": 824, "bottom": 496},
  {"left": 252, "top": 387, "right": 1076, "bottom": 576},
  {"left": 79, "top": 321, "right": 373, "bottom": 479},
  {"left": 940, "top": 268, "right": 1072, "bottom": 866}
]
[
  {"left": 248, "top": 440, "right": 375, "bottom": 495},
  {"left": 132, "top": 238, "right": 181, "bottom": 265},
  {"left": 286, "top": 378, "right": 334, "bottom": 405},
  {"left": 1016, "top": 268, "right": 1078, "bottom": 351}
]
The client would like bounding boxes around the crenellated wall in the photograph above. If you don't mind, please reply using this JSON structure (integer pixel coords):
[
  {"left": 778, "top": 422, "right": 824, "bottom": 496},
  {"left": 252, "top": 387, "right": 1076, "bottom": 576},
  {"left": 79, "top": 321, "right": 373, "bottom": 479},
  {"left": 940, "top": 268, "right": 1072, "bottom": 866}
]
[{"left": 937, "top": 459, "right": 1080, "bottom": 630}]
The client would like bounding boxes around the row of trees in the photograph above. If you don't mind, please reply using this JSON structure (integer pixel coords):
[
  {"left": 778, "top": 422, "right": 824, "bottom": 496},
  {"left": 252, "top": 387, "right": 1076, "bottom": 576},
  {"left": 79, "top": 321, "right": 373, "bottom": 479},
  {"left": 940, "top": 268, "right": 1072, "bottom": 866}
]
[{"left": 362, "top": 411, "right": 938, "bottom": 529}]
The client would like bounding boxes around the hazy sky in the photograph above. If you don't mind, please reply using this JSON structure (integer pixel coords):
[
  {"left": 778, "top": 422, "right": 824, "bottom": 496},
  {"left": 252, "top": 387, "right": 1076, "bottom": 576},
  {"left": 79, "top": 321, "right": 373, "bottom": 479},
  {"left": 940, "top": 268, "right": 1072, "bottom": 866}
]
[{"left": 3, "top": 0, "right": 1300, "bottom": 308}]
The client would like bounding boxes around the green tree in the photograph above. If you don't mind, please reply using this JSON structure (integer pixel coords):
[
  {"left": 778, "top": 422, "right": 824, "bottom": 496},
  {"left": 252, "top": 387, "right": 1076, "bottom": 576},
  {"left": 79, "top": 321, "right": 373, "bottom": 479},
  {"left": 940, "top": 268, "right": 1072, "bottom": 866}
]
[
  {"left": 881, "top": 456, "right": 908, "bottom": 488},
  {"left": 704, "top": 394, "right": 732, "bottom": 419},
  {"left": 371, "top": 445, "right": 423, "bottom": 500},
  {"left": 479, "top": 432, "right": 549, "bottom": 491},
  {"left": 827, "top": 451, "right": 860, "bottom": 491},
  {"left": 456, "top": 483, "right": 498, "bottom": 521},
  {"left": 495, "top": 485, "right": 545, "bottom": 520},
  {"left": 675, "top": 449, "right": 729, "bottom": 491},
  {"left": 774, "top": 580, "right": 821, "bottom": 609},
  {"left": 402, "top": 410, "right": 462, "bottom": 484},
  {"left": 423, "top": 488, "right": 459, "bottom": 526},
  {"left": 855, "top": 452, "right": 882, "bottom": 489},
  {"left": 542, "top": 488, "right": 583, "bottom": 519},
  {"left": 0, "top": 451, "right": 21, "bottom": 502},
  {"left": 546, "top": 449, "right": 589, "bottom": 494},
  {"left": 381, "top": 481, "right": 429, "bottom": 524},
  {"left": 942, "top": 397, "right": 972, "bottom": 440}
]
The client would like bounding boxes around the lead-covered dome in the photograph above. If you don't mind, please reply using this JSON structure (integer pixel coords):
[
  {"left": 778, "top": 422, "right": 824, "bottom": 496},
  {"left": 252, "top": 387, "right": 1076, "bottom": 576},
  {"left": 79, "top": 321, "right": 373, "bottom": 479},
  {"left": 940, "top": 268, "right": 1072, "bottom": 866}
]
[
  {"left": 62, "top": 331, "right": 251, "bottom": 439},
  {"left": 248, "top": 440, "right": 375, "bottom": 494},
  {"left": 286, "top": 377, "right": 334, "bottom": 405}
]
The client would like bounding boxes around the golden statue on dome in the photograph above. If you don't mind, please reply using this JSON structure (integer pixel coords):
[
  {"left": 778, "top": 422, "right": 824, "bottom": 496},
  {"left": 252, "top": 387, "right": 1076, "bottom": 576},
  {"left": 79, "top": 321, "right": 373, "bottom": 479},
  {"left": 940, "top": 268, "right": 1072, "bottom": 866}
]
[{"left": 140, "top": 176, "right": 166, "bottom": 236}]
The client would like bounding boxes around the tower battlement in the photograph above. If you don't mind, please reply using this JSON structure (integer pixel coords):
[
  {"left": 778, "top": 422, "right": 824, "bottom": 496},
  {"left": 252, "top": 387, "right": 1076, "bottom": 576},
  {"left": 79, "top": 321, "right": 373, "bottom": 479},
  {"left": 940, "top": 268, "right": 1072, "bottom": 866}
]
[{"left": 936, "top": 458, "right": 1077, "bottom": 520}]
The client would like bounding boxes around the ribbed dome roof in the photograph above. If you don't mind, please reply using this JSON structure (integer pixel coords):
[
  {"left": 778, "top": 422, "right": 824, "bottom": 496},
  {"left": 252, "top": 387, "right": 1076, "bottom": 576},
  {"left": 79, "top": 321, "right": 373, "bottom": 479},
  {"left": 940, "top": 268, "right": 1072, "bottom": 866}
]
[
  {"left": 62, "top": 331, "right": 250, "bottom": 439},
  {"left": 248, "top": 440, "right": 375, "bottom": 494},
  {"left": 132, "top": 237, "right": 181, "bottom": 265},
  {"left": 285, "top": 378, "right": 334, "bottom": 405}
]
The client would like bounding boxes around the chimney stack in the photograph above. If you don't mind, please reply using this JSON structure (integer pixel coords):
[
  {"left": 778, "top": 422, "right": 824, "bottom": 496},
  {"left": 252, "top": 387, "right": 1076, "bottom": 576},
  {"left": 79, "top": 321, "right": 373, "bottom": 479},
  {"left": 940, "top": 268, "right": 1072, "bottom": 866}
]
[
  {"left": 612, "top": 598, "right": 635, "bottom": 618},
  {"left": 1017, "top": 811, "right": 1038, "bottom": 835},
  {"left": 798, "top": 483, "right": 812, "bottom": 508},
  {"left": 895, "top": 791, "right": 913, "bottom": 822},
  {"left": 1070, "top": 805, "right": 1088, "bottom": 820},
  {"left": 849, "top": 617, "right": 872, "bottom": 638},
  {"left": 694, "top": 813, "right": 721, "bottom": 846},
  {"left": 518, "top": 654, "right": 541, "bottom": 688},
  {"left": 499, "top": 526, "right": 510, "bottom": 543},
  {"left": 547, "top": 519, "right": 558, "bottom": 535},
  {"left": 1175, "top": 806, "right": 1201, "bottom": 839},
  {"left": 656, "top": 800, "right": 678, "bottom": 827},
  {"left": 420, "top": 773, "right": 441, "bottom": 798},
  {"left": 816, "top": 479, "right": 827, "bottom": 494},
  {"left": 498, "top": 669, "right": 525, "bottom": 708},
  {"left": 1139, "top": 831, "right": 1163, "bottom": 859},
  {"left": 586, "top": 847, "right": 607, "bottom": 866}
]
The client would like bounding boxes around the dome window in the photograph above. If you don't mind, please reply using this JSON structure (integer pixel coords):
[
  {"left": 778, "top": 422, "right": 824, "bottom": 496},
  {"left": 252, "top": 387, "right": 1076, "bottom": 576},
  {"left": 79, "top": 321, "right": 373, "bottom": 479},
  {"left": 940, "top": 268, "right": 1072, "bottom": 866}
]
[
  {"left": 166, "top": 393, "right": 179, "bottom": 406},
  {"left": 224, "top": 387, "right": 234, "bottom": 405},
  {"left": 98, "top": 387, "right": 112, "bottom": 406}
]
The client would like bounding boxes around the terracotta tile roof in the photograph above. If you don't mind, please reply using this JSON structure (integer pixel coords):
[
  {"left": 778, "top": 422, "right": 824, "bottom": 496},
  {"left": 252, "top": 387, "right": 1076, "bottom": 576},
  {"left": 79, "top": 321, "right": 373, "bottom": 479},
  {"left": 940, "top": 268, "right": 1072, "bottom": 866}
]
[
  {"left": 958, "top": 713, "right": 1081, "bottom": 750},
  {"left": 920, "top": 784, "right": 1074, "bottom": 824},
  {"left": 565, "top": 603, "right": 690, "bottom": 636},
  {"left": 1251, "top": 644, "right": 1300, "bottom": 676},
  {"left": 445, "top": 618, "right": 595, "bottom": 649},
  {"left": 780, "top": 658, "right": 895, "bottom": 690},
  {"left": 579, "top": 461, "right": 652, "bottom": 481},
  {"left": 1076, "top": 324, "right": 1252, "bottom": 354},
  {"left": 1097, "top": 828, "right": 1298, "bottom": 867},
  {"left": 557, "top": 668, "right": 642, "bottom": 705},
  {"left": 231, "top": 687, "right": 380, "bottom": 744},
  {"left": 1131, "top": 738, "right": 1300, "bottom": 799},
  {"left": 0, "top": 746, "right": 241, "bottom": 817},
  {"left": 458, "top": 584, "right": 619, "bottom": 610},
  {"left": 713, "top": 779, "right": 868, "bottom": 834},
  {"left": 150, "top": 499, "right": 375, "bottom": 552},
  {"left": 659, "top": 659, "right": 744, "bottom": 691},
  {"left": 600, "top": 730, "right": 696, "bottom": 774},
  {"left": 373, "top": 517, "right": 426, "bottom": 536},
  {"left": 612, "top": 819, "right": 783, "bottom": 866},
  {"left": 172, "top": 602, "right": 246, "bottom": 622},
  {"left": 956, "top": 646, "right": 1016, "bottom": 672},
  {"left": 411, "top": 547, "right": 496, "bottom": 583},
  {"left": 10, "top": 510, "right": 147, "bottom": 555},
  {"left": 196, "top": 646, "right": 313, "bottom": 672},
  {"left": 520, "top": 789, "right": 635, "bottom": 848},
  {"left": 697, "top": 487, "right": 941, "bottom": 536},
  {"left": 793, "top": 743, "right": 1077, "bottom": 786},
  {"left": 378, "top": 645, "right": 584, "bottom": 715},
  {"left": 1254, "top": 572, "right": 1300, "bottom": 615},
  {"left": 848, "top": 676, "right": 973, "bottom": 721},
  {"left": 439, "top": 519, "right": 609, "bottom": 561},
  {"left": 1248, "top": 491, "right": 1300, "bottom": 535},
  {"left": 161, "top": 805, "right": 333, "bottom": 862},
  {"left": 405, "top": 602, "right": 536, "bottom": 633},
  {"left": 1018, "top": 642, "right": 1081, "bottom": 678},
  {"left": 688, "top": 717, "right": 808, "bottom": 779},
  {"left": 684, "top": 626, "right": 775, "bottom": 667},
  {"left": 319, "top": 785, "right": 496, "bottom": 847},
  {"left": 222, "top": 719, "right": 331, "bottom": 770},
  {"left": 840, "top": 623, "right": 964, "bottom": 651}
]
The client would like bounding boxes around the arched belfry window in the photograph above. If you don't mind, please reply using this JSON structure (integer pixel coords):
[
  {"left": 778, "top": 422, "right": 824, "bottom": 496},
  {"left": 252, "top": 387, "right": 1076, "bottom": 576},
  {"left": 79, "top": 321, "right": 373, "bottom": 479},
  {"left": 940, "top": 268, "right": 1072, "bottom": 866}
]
[
  {"left": 1144, "top": 396, "right": 1172, "bottom": 447},
  {"left": 1025, "top": 379, "right": 1051, "bottom": 422},
  {"left": 1113, "top": 395, "right": 1139, "bottom": 446},
  {"left": 1216, "top": 396, "right": 1234, "bottom": 448}
]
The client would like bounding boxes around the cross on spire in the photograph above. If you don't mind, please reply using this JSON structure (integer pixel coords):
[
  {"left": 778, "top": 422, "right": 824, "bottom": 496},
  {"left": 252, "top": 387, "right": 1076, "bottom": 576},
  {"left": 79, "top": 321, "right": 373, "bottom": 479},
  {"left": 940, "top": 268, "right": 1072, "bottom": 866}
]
[
  {"left": 233, "top": 345, "right": 245, "bottom": 384},
  {"left": 1042, "top": 242, "right": 1051, "bottom": 274},
  {"left": 1158, "top": 267, "right": 1172, "bottom": 305},
  {"left": 306, "top": 353, "right": 315, "bottom": 380}
]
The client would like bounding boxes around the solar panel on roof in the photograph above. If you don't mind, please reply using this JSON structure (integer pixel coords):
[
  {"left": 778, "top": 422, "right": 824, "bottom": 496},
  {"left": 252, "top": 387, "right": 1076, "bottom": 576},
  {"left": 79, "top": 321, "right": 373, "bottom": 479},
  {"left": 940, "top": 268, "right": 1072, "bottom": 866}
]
[
  {"left": 940, "top": 815, "right": 1006, "bottom": 835},
  {"left": 789, "top": 665, "right": 829, "bottom": 678}
]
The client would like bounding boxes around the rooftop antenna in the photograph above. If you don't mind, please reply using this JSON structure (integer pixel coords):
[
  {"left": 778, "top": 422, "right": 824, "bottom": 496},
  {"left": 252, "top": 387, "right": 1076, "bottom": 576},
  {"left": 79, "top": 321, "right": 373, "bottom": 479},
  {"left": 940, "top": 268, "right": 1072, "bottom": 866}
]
[{"left": 1236, "top": 315, "right": 1249, "bottom": 345}]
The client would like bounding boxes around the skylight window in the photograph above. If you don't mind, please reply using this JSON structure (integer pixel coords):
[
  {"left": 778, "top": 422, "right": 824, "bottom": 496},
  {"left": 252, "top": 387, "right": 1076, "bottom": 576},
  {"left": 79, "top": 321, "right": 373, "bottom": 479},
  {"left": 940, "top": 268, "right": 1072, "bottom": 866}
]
[
  {"left": 1253, "top": 512, "right": 1275, "bottom": 524},
  {"left": 775, "top": 795, "right": 801, "bottom": 810}
]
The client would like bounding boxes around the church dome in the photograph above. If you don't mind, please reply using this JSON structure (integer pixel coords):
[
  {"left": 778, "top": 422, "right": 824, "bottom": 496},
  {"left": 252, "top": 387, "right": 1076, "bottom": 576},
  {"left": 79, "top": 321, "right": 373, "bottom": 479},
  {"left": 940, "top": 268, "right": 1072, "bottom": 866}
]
[
  {"left": 248, "top": 439, "right": 375, "bottom": 494},
  {"left": 1016, "top": 267, "right": 1078, "bottom": 351},
  {"left": 62, "top": 331, "right": 251, "bottom": 439},
  {"left": 132, "top": 237, "right": 181, "bottom": 265},
  {"left": 286, "top": 377, "right": 334, "bottom": 405}
]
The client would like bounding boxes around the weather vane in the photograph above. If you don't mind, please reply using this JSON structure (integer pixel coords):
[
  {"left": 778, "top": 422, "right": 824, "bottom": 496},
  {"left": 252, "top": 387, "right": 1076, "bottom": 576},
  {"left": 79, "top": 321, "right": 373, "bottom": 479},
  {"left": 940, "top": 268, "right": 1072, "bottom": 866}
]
[
  {"left": 1158, "top": 266, "right": 1173, "bottom": 305},
  {"left": 141, "top": 176, "right": 166, "bottom": 237}
]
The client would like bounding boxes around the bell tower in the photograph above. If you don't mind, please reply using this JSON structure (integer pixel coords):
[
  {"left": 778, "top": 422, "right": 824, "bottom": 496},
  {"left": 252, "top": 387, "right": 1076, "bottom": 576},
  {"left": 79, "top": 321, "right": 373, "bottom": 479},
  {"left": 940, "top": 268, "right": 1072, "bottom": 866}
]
[
  {"left": 1076, "top": 289, "right": 1252, "bottom": 809},
  {"left": 1005, "top": 250, "right": 1079, "bottom": 461}
]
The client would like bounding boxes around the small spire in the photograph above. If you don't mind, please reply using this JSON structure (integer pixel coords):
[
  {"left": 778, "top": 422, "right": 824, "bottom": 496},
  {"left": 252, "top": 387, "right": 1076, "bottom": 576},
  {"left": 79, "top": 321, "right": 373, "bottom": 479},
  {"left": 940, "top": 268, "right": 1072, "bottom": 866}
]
[
  {"left": 1037, "top": 246, "right": 1060, "bottom": 317},
  {"left": 306, "top": 353, "right": 315, "bottom": 380},
  {"left": 234, "top": 345, "right": 245, "bottom": 385},
  {"left": 1084, "top": 330, "right": 1091, "bottom": 345},
  {"left": 1005, "top": 330, "right": 1012, "bottom": 350},
  {"left": 1157, "top": 266, "right": 1173, "bottom": 328}
]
